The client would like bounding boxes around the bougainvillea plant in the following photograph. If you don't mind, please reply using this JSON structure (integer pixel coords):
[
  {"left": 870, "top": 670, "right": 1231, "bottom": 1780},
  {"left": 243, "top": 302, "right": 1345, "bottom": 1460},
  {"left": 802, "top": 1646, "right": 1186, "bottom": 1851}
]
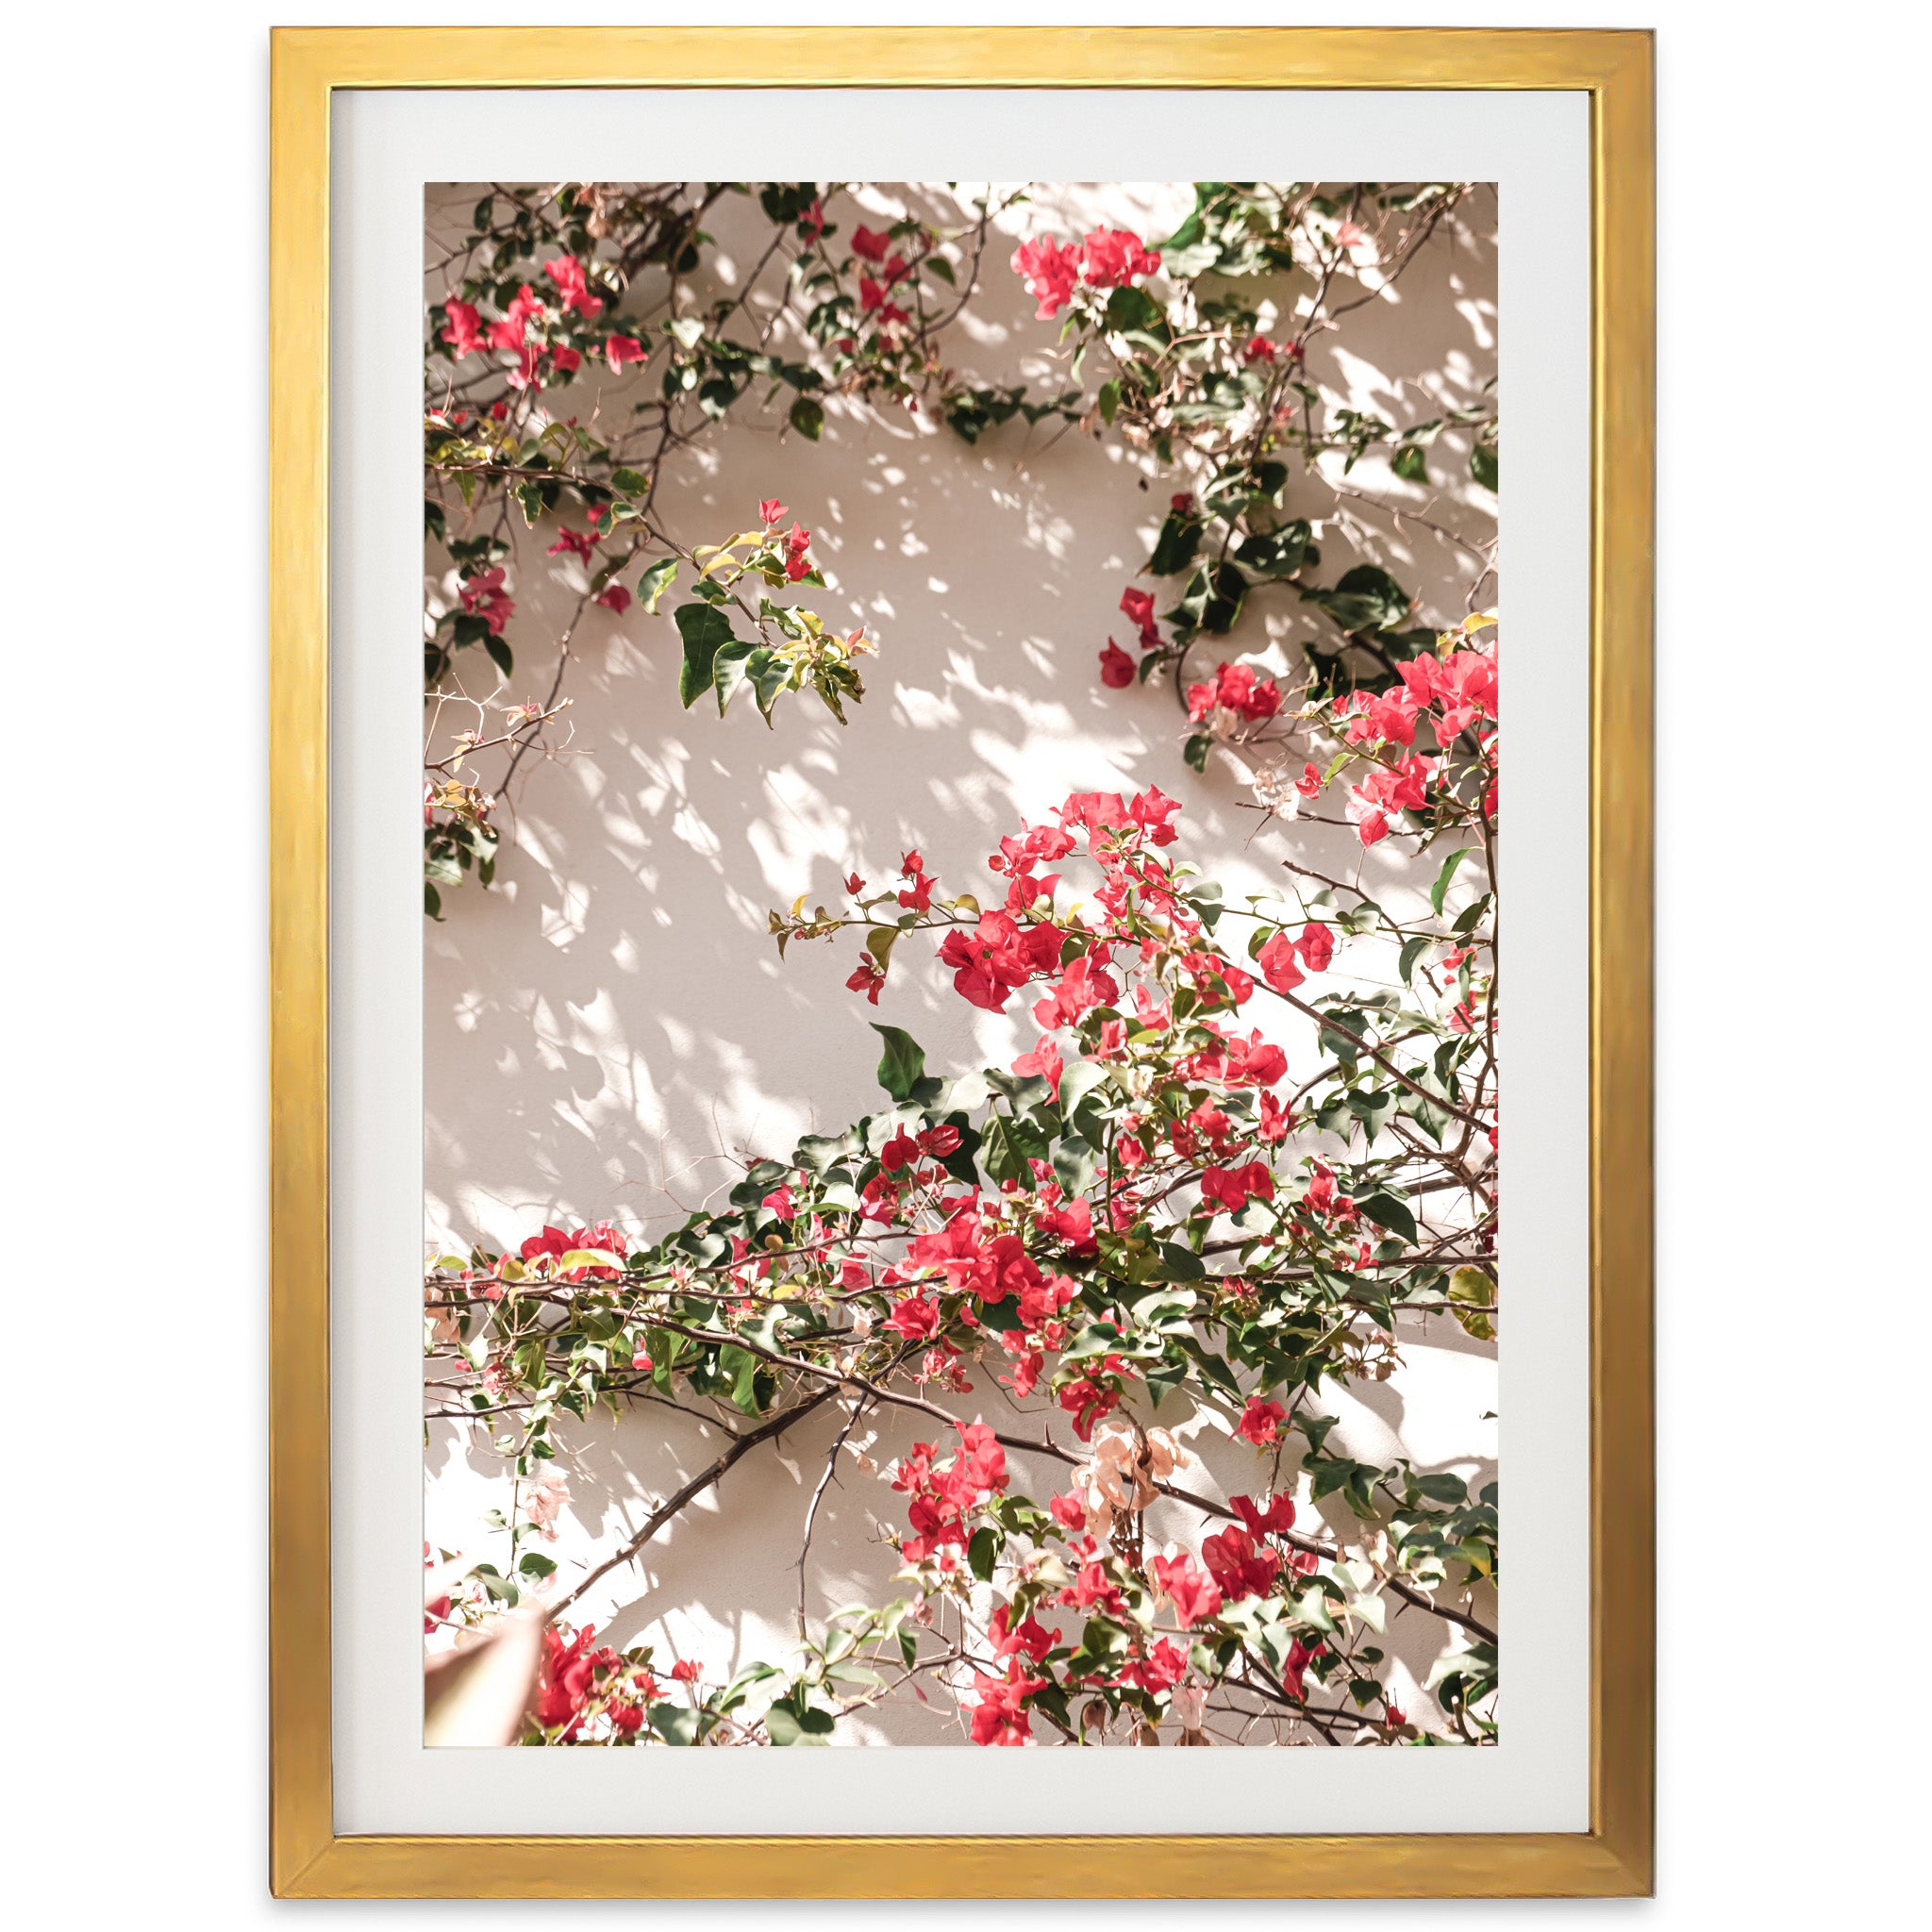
[
  {"left": 423, "top": 180, "right": 1492, "bottom": 913},
  {"left": 425, "top": 609, "right": 1499, "bottom": 1747}
]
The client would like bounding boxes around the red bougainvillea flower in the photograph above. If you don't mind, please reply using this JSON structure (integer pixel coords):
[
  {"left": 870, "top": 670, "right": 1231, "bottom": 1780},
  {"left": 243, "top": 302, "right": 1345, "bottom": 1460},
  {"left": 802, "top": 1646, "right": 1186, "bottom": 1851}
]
[
  {"left": 937, "top": 908, "right": 1062, "bottom": 1013},
  {"left": 758, "top": 497, "right": 787, "bottom": 526},
  {"left": 1200, "top": 1161, "right": 1274, "bottom": 1216},
  {"left": 886, "top": 1294, "right": 943, "bottom": 1342},
  {"left": 542, "top": 255, "right": 605, "bottom": 318},
  {"left": 441, "top": 298, "right": 488, "bottom": 358},
  {"left": 546, "top": 525, "right": 596, "bottom": 562},
  {"left": 1010, "top": 235, "right": 1081, "bottom": 319},
  {"left": 1011, "top": 1034, "right": 1064, "bottom": 1100},
  {"left": 458, "top": 566, "right": 515, "bottom": 637},
  {"left": 1119, "top": 586, "right": 1162, "bottom": 651},
  {"left": 880, "top": 1128, "right": 921, "bottom": 1174},
  {"left": 1294, "top": 761, "right": 1324, "bottom": 798},
  {"left": 1234, "top": 1395, "right": 1288, "bottom": 1446},
  {"left": 1297, "top": 923, "right": 1336, "bottom": 973},
  {"left": 850, "top": 224, "right": 893, "bottom": 262},
  {"left": 918, "top": 1124, "right": 961, "bottom": 1158},
  {"left": 1231, "top": 1491, "right": 1298, "bottom": 1538},
  {"left": 845, "top": 956, "right": 886, "bottom": 1003},
  {"left": 898, "top": 848, "right": 937, "bottom": 913},
  {"left": 1098, "top": 637, "right": 1135, "bottom": 688},
  {"left": 594, "top": 584, "right": 632, "bottom": 614},
  {"left": 784, "top": 524, "right": 813, "bottom": 581},
  {"left": 1078, "top": 226, "right": 1161, "bottom": 288},
  {"left": 1257, "top": 1091, "right": 1294, "bottom": 1144},
  {"left": 548, "top": 345, "right": 582, "bottom": 378},
  {"left": 1257, "top": 930, "right": 1305, "bottom": 995},
  {"left": 1202, "top": 1524, "right": 1283, "bottom": 1600},
  {"left": 1150, "top": 1551, "right": 1224, "bottom": 1628},
  {"left": 1187, "top": 661, "right": 1284, "bottom": 724},
  {"left": 970, "top": 1657, "right": 1045, "bottom": 1746},
  {"left": 604, "top": 334, "right": 647, "bottom": 373},
  {"left": 1242, "top": 335, "right": 1279, "bottom": 364}
]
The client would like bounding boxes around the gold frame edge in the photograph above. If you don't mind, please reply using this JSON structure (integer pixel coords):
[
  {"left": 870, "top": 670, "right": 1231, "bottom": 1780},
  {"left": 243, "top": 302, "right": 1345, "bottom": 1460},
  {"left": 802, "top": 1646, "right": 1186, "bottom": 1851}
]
[{"left": 268, "top": 24, "right": 1655, "bottom": 1900}]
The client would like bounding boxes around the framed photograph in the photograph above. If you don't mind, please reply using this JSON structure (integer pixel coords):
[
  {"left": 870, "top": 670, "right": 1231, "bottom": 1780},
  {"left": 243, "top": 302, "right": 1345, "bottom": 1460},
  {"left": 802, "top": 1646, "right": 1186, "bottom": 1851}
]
[{"left": 270, "top": 25, "right": 1653, "bottom": 1899}]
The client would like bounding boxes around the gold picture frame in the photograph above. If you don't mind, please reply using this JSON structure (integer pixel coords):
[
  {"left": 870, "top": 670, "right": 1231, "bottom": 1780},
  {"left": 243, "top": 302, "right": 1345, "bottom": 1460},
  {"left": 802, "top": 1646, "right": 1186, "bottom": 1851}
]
[{"left": 270, "top": 25, "right": 1653, "bottom": 1898}]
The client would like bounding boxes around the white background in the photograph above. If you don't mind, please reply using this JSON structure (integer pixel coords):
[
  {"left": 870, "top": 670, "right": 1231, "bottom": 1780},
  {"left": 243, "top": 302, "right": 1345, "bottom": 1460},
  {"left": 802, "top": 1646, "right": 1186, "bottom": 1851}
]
[
  {"left": 5, "top": 0, "right": 1923, "bottom": 1921},
  {"left": 344, "top": 108, "right": 1569, "bottom": 1828}
]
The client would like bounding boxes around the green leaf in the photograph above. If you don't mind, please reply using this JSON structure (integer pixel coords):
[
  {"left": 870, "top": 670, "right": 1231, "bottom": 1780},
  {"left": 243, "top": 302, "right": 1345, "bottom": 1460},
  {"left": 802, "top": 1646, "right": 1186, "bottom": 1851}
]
[
  {"left": 712, "top": 637, "right": 757, "bottom": 713},
  {"left": 1355, "top": 1191, "right": 1417, "bottom": 1242},
  {"left": 968, "top": 1525, "right": 1000, "bottom": 1582},
  {"left": 1471, "top": 441, "right": 1498, "bottom": 491},
  {"left": 1104, "top": 285, "right": 1166, "bottom": 337},
  {"left": 1147, "top": 508, "right": 1202, "bottom": 579},
  {"left": 790, "top": 394, "right": 824, "bottom": 441},
  {"left": 1391, "top": 442, "right": 1428, "bottom": 484},
  {"left": 639, "top": 557, "right": 679, "bottom": 613},
  {"left": 1430, "top": 847, "right": 1473, "bottom": 916},
  {"left": 675, "top": 604, "right": 736, "bottom": 708},
  {"left": 610, "top": 465, "right": 651, "bottom": 495},
  {"left": 871, "top": 1024, "right": 926, "bottom": 1102},
  {"left": 652, "top": 1704, "right": 699, "bottom": 1745},
  {"left": 747, "top": 645, "right": 790, "bottom": 721},
  {"left": 1303, "top": 563, "right": 1412, "bottom": 635},
  {"left": 1097, "top": 378, "right": 1121, "bottom": 426}
]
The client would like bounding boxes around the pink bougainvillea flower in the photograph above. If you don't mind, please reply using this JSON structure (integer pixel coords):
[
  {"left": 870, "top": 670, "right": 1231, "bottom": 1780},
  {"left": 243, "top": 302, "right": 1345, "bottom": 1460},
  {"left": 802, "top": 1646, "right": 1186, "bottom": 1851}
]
[
  {"left": 760, "top": 1183, "right": 798, "bottom": 1221},
  {"left": 1357, "top": 809, "right": 1391, "bottom": 847},
  {"left": 1333, "top": 219, "right": 1370, "bottom": 252},
  {"left": 1031, "top": 951, "right": 1119, "bottom": 1031},
  {"left": 1294, "top": 761, "right": 1324, "bottom": 799},
  {"left": 1078, "top": 226, "right": 1161, "bottom": 288},
  {"left": 1257, "top": 1091, "right": 1293, "bottom": 1144},
  {"left": 543, "top": 255, "right": 605, "bottom": 318},
  {"left": 604, "top": 334, "right": 647, "bottom": 373},
  {"left": 1234, "top": 1395, "right": 1288, "bottom": 1447},
  {"left": 459, "top": 566, "right": 515, "bottom": 637},
  {"left": 1010, "top": 235, "right": 1081, "bottom": 320},
  {"left": 758, "top": 497, "right": 788, "bottom": 526},
  {"left": 1011, "top": 1035, "right": 1064, "bottom": 1101},
  {"left": 1098, "top": 638, "right": 1135, "bottom": 689},
  {"left": 1187, "top": 660, "right": 1284, "bottom": 725},
  {"left": 441, "top": 298, "right": 488, "bottom": 358},
  {"left": 784, "top": 524, "right": 813, "bottom": 581},
  {"left": 548, "top": 345, "right": 582, "bottom": 377},
  {"left": 594, "top": 583, "right": 632, "bottom": 614},
  {"left": 1150, "top": 1551, "right": 1223, "bottom": 1628},
  {"left": 969, "top": 1658, "right": 1044, "bottom": 1746}
]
